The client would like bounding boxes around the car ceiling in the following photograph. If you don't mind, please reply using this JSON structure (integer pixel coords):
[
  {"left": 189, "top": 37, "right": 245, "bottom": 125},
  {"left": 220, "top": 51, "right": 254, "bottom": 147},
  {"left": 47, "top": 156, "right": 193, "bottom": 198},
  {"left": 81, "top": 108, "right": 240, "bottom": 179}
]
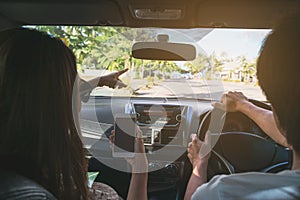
[{"left": 0, "top": 0, "right": 299, "bottom": 29}]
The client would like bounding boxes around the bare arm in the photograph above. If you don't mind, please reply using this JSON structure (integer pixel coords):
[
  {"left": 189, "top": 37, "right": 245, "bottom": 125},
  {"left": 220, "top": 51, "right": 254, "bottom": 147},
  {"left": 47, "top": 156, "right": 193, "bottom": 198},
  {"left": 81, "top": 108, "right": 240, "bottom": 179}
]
[
  {"left": 184, "top": 134, "right": 210, "bottom": 200},
  {"left": 238, "top": 101, "right": 287, "bottom": 146},
  {"left": 184, "top": 161, "right": 208, "bottom": 200},
  {"left": 110, "top": 128, "right": 148, "bottom": 200},
  {"left": 87, "top": 68, "right": 128, "bottom": 89},
  {"left": 126, "top": 128, "right": 148, "bottom": 200},
  {"left": 79, "top": 68, "right": 128, "bottom": 102},
  {"left": 213, "top": 91, "right": 288, "bottom": 147},
  {"left": 127, "top": 172, "right": 148, "bottom": 200}
]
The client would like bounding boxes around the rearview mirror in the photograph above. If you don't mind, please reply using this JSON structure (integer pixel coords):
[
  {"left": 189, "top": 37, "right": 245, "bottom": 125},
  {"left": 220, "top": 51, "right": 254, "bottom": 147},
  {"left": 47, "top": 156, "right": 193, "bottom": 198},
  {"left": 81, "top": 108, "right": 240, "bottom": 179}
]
[{"left": 132, "top": 42, "right": 196, "bottom": 61}]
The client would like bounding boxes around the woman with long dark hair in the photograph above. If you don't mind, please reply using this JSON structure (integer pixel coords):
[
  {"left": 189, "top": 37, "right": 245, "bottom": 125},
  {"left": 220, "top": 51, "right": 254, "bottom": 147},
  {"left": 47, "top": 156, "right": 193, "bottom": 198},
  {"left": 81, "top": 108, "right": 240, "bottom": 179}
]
[
  {"left": 0, "top": 27, "right": 89, "bottom": 199},
  {"left": 0, "top": 28, "right": 147, "bottom": 199}
]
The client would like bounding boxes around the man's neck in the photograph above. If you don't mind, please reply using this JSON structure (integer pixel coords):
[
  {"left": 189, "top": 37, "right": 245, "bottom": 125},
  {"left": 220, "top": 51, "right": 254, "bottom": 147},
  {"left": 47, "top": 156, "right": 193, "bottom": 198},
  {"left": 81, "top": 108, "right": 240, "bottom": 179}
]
[{"left": 292, "top": 151, "right": 300, "bottom": 170}]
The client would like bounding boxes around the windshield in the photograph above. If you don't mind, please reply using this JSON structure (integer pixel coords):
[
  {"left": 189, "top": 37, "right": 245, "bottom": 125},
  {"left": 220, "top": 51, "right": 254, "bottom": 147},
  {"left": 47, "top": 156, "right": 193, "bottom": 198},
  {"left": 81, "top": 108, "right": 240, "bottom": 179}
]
[{"left": 33, "top": 26, "right": 270, "bottom": 101}]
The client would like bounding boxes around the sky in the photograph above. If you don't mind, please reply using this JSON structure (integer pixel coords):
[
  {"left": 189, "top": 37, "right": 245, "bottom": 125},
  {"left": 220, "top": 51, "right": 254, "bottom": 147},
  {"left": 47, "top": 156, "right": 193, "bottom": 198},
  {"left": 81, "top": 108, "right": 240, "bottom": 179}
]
[{"left": 198, "top": 29, "right": 271, "bottom": 61}]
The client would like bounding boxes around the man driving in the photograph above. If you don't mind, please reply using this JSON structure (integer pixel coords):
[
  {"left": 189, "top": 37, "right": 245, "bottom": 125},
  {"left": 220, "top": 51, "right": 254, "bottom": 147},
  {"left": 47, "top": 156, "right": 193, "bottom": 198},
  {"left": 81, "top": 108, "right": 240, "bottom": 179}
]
[{"left": 184, "top": 14, "right": 300, "bottom": 200}]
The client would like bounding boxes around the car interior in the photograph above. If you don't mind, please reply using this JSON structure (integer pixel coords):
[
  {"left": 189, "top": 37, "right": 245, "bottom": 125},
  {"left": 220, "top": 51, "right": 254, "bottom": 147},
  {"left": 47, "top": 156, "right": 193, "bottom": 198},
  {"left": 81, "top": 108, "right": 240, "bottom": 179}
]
[{"left": 0, "top": 0, "right": 299, "bottom": 199}]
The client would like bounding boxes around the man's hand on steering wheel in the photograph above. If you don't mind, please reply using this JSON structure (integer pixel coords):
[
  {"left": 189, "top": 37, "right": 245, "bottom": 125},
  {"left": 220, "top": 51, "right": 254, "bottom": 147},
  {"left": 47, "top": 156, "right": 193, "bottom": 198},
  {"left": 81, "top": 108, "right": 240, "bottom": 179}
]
[
  {"left": 184, "top": 134, "right": 213, "bottom": 200},
  {"left": 212, "top": 91, "right": 250, "bottom": 112}
]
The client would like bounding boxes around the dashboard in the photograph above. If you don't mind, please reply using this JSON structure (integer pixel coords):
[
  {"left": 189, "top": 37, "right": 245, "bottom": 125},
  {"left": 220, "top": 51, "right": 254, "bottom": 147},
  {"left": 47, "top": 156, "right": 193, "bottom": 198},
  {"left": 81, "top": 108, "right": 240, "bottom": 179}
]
[
  {"left": 80, "top": 96, "right": 291, "bottom": 199},
  {"left": 80, "top": 96, "right": 211, "bottom": 149}
]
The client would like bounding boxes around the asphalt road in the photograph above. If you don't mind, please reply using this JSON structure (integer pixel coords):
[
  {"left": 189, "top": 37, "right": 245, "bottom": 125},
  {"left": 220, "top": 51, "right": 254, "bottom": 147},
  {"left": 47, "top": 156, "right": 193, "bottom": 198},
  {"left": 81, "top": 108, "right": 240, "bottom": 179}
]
[
  {"left": 91, "top": 78, "right": 266, "bottom": 101},
  {"left": 134, "top": 78, "right": 266, "bottom": 101}
]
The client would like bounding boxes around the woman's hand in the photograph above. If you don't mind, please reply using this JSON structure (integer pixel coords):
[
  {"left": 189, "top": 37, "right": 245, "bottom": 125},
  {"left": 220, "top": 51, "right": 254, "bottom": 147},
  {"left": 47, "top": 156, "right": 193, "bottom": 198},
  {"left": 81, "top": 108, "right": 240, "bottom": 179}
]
[
  {"left": 110, "top": 126, "right": 148, "bottom": 173},
  {"left": 98, "top": 68, "right": 128, "bottom": 89},
  {"left": 126, "top": 127, "right": 148, "bottom": 173}
]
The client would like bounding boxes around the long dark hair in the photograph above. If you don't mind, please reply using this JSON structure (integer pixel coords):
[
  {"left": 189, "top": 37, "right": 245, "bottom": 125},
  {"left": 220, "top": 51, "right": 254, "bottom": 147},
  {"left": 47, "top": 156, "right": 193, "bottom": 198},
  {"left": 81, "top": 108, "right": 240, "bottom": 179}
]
[{"left": 0, "top": 28, "right": 88, "bottom": 199}]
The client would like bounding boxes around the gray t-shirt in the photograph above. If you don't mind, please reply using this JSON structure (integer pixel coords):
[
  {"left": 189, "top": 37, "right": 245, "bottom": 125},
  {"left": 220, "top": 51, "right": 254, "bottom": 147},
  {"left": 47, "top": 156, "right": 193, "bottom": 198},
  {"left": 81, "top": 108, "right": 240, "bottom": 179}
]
[{"left": 192, "top": 170, "right": 300, "bottom": 200}]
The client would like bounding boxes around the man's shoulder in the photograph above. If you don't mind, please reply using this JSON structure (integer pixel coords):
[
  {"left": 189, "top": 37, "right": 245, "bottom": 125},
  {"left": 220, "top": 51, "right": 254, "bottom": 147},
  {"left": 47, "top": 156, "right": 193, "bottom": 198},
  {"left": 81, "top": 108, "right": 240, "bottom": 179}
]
[
  {"left": 217, "top": 170, "right": 299, "bottom": 182},
  {"left": 192, "top": 170, "right": 300, "bottom": 200}
]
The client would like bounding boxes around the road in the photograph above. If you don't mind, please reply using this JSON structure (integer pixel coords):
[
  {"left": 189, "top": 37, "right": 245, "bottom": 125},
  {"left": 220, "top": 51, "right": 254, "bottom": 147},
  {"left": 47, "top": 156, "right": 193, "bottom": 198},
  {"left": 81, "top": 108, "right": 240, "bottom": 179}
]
[
  {"left": 92, "top": 78, "right": 266, "bottom": 101},
  {"left": 133, "top": 79, "right": 266, "bottom": 101}
]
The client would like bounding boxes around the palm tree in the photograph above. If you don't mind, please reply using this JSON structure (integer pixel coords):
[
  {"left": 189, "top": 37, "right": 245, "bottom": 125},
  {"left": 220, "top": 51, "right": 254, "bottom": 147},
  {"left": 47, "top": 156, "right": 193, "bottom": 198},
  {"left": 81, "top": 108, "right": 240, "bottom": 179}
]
[{"left": 184, "top": 53, "right": 211, "bottom": 76}]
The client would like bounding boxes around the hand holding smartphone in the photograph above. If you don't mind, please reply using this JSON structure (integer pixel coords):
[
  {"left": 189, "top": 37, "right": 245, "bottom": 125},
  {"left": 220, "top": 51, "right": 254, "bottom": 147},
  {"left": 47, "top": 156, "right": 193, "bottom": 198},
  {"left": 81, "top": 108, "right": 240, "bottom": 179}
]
[{"left": 113, "top": 114, "right": 136, "bottom": 158}]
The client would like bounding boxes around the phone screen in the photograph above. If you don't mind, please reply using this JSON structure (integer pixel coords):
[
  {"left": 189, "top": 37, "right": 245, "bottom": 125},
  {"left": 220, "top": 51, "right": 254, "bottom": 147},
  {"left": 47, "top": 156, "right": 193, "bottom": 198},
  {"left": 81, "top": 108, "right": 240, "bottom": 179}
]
[{"left": 114, "top": 115, "right": 136, "bottom": 156}]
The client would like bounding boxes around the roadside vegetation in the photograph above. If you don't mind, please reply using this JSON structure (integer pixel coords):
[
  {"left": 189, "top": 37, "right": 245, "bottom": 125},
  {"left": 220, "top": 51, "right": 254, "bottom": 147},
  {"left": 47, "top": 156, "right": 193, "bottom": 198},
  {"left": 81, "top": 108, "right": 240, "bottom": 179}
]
[{"left": 35, "top": 26, "right": 258, "bottom": 84}]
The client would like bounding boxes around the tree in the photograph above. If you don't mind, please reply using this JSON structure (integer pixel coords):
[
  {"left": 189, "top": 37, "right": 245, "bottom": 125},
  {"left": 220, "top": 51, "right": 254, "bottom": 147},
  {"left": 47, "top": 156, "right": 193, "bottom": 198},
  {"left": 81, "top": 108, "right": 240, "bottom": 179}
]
[
  {"left": 184, "top": 53, "right": 211, "bottom": 75},
  {"left": 35, "top": 26, "right": 182, "bottom": 77},
  {"left": 210, "top": 52, "right": 223, "bottom": 72}
]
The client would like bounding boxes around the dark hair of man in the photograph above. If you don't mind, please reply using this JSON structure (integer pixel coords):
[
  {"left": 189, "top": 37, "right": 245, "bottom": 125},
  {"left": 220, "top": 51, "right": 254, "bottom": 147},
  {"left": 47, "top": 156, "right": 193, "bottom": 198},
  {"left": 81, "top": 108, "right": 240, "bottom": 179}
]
[
  {"left": 0, "top": 28, "right": 88, "bottom": 199},
  {"left": 257, "top": 14, "right": 300, "bottom": 156}
]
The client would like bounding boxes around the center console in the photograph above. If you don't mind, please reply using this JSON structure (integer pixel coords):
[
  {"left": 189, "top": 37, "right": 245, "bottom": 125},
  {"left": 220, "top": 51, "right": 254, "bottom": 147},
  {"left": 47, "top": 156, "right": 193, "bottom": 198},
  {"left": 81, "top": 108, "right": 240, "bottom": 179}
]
[
  {"left": 134, "top": 104, "right": 187, "bottom": 146},
  {"left": 133, "top": 103, "right": 189, "bottom": 192}
]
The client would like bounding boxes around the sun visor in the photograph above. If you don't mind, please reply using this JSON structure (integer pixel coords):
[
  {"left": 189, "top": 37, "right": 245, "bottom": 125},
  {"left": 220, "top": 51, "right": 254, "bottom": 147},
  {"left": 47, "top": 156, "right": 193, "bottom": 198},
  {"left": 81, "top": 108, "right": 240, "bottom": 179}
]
[{"left": 0, "top": 1, "right": 123, "bottom": 26}]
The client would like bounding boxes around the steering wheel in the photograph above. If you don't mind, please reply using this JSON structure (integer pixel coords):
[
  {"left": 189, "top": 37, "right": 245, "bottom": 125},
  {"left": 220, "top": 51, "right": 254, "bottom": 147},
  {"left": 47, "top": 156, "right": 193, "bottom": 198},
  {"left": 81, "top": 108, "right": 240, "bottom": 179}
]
[{"left": 196, "top": 100, "right": 291, "bottom": 180}]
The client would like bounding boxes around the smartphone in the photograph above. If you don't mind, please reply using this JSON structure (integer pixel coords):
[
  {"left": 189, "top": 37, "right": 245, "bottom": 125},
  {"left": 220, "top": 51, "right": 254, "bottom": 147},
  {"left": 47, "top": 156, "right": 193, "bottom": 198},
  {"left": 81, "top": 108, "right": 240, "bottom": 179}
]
[{"left": 113, "top": 114, "right": 136, "bottom": 157}]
